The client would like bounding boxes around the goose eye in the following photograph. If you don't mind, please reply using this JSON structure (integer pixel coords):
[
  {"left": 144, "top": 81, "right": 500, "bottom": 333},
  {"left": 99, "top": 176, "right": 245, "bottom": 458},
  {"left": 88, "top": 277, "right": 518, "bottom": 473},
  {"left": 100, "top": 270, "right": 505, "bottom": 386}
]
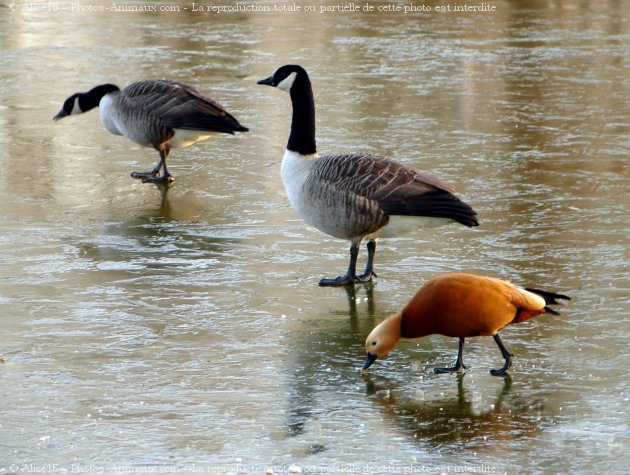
[{"left": 372, "top": 341, "right": 377, "bottom": 346}]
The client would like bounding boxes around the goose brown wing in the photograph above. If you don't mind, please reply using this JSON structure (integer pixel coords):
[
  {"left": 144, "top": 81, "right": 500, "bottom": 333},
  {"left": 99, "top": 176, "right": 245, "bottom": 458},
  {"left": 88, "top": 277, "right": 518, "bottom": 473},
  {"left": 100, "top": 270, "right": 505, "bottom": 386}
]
[
  {"left": 312, "top": 154, "right": 478, "bottom": 227},
  {"left": 121, "top": 80, "right": 248, "bottom": 134}
]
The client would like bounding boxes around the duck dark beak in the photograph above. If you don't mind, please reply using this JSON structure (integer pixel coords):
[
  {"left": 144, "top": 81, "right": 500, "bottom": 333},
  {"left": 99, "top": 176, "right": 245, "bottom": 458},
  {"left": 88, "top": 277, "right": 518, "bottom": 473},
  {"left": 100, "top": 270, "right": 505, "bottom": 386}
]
[
  {"left": 257, "top": 76, "right": 275, "bottom": 87},
  {"left": 53, "top": 109, "right": 67, "bottom": 121},
  {"left": 362, "top": 352, "right": 378, "bottom": 370}
]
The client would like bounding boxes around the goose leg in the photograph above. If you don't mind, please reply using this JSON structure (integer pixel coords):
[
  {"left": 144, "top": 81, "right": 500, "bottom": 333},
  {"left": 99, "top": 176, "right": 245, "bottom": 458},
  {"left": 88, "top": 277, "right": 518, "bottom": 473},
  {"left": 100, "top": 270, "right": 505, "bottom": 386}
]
[
  {"left": 434, "top": 337, "right": 468, "bottom": 374},
  {"left": 146, "top": 156, "right": 173, "bottom": 183},
  {"left": 131, "top": 149, "right": 173, "bottom": 183},
  {"left": 490, "top": 333, "right": 513, "bottom": 376},
  {"left": 357, "top": 240, "right": 377, "bottom": 282},
  {"left": 319, "top": 241, "right": 362, "bottom": 286}
]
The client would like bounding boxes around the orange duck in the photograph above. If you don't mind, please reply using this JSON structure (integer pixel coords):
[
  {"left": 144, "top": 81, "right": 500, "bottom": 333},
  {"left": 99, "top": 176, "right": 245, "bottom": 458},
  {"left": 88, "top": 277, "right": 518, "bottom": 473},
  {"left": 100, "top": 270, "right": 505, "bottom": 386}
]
[{"left": 363, "top": 273, "right": 569, "bottom": 375}]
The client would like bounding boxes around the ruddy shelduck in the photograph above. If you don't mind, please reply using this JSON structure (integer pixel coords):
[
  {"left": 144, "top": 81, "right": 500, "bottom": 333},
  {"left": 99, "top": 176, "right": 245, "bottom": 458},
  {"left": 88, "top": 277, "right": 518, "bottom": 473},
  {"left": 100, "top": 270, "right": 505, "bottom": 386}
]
[{"left": 363, "top": 273, "right": 569, "bottom": 375}]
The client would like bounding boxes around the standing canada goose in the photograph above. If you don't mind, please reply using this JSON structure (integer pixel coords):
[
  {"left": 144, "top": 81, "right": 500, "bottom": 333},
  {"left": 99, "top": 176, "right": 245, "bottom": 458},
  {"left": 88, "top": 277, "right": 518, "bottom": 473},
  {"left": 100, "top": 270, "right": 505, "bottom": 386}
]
[
  {"left": 53, "top": 80, "right": 249, "bottom": 183},
  {"left": 257, "top": 65, "right": 479, "bottom": 286},
  {"left": 363, "top": 273, "right": 570, "bottom": 375}
]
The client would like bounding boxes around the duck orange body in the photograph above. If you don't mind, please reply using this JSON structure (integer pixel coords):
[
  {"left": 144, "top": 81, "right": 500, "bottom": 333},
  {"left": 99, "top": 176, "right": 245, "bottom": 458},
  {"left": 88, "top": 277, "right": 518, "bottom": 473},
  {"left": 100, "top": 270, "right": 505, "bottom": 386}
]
[{"left": 363, "top": 273, "right": 569, "bottom": 375}]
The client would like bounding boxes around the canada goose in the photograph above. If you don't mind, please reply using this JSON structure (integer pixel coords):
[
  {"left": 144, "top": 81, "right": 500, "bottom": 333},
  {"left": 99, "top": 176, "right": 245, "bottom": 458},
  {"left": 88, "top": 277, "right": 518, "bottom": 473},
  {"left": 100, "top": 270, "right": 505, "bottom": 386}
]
[
  {"left": 363, "top": 273, "right": 569, "bottom": 375},
  {"left": 257, "top": 65, "right": 479, "bottom": 286},
  {"left": 53, "top": 80, "right": 248, "bottom": 183}
]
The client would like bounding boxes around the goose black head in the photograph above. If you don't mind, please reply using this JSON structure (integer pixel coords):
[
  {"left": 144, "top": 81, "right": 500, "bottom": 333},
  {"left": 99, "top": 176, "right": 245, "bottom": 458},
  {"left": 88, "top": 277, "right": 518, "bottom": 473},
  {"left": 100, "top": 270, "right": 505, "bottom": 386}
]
[
  {"left": 53, "top": 83, "right": 120, "bottom": 121},
  {"left": 258, "top": 65, "right": 316, "bottom": 155},
  {"left": 257, "top": 65, "right": 309, "bottom": 93}
]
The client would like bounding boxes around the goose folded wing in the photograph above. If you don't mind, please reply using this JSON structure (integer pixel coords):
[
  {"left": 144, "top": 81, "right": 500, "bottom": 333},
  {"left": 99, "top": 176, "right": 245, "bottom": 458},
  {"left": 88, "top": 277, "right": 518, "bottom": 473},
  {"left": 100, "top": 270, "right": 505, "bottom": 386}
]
[
  {"left": 161, "top": 100, "right": 245, "bottom": 133},
  {"left": 312, "top": 154, "right": 452, "bottom": 195},
  {"left": 313, "top": 154, "right": 477, "bottom": 227},
  {"left": 126, "top": 80, "right": 245, "bottom": 133}
]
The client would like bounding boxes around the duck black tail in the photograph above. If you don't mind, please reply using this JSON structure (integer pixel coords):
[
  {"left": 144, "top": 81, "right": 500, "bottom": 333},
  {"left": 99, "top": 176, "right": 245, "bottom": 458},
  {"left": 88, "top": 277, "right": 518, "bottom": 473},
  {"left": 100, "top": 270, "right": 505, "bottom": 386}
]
[{"left": 525, "top": 288, "right": 570, "bottom": 315}]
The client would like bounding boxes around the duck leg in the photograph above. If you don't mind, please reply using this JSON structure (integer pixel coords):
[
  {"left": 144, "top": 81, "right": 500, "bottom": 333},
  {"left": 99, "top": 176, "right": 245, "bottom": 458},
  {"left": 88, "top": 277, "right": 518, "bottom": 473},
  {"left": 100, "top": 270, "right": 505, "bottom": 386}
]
[
  {"left": 434, "top": 337, "right": 467, "bottom": 374},
  {"left": 490, "top": 333, "right": 513, "bottom": 376},
  {"left": 356, "top": 240, "right": 378, "bottom": 282},
  {"left": 131, "top": 149, "right": 173, "bottom": 183},
  {"left": 319, "top": 240, "right": 364, "bottom": 286}
]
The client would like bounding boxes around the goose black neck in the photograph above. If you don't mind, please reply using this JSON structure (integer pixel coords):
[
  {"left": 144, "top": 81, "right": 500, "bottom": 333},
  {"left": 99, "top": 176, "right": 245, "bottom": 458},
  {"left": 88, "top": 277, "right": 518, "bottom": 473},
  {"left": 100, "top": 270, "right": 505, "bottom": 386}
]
[
  {"left": 80, "top": 84, "right": 120, "bottom": 112},
  {"left": 287, "top": 76, "right": 317, "bottom": 155}
]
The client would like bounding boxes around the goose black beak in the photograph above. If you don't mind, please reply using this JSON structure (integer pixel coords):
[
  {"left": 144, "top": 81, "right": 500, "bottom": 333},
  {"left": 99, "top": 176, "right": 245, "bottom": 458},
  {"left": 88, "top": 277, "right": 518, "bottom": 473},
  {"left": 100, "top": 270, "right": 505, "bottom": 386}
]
[
  {"left": 53, "top": 109, "right": 67, "bottom": 121},
  {"left": 257, "top": 76, "right": 275, "bottom": 87},
  {"left": 362, "top": 352, "right": 378, "bottom": 370}
]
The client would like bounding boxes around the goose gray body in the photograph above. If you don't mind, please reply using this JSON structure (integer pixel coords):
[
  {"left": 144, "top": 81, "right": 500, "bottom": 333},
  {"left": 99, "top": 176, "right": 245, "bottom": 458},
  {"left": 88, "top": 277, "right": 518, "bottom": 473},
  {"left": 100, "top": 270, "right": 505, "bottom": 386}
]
[
  {"left": 282, "top": 150, "right": 474, "bottom": 241},
  {"left": 54, "top": 80, "right": 248, "bottom": 183},
  {"left": 259, "top": 65, "right": 478, "bottom": 286}
]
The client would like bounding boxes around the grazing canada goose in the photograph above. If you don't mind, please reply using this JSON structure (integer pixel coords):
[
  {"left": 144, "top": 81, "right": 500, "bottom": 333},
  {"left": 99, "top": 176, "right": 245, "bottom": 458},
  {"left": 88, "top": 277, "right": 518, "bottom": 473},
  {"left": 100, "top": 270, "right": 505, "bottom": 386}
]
[
  {"left": 53, "top": 80, "right": 248, "bottom": 183},
  {"left": 363, "top": 273, "right": 570, "bottom": 375},
  {"left": 257, "top": 65, "right": 478, "bottom": 286}
]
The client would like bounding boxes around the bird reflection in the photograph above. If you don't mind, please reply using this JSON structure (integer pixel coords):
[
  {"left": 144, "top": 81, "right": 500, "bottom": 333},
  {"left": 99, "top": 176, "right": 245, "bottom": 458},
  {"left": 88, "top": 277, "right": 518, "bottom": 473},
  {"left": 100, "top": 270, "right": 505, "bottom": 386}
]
[
  {"left": 342, "top": 282, "right": 376, "bottom": 319},
  {"left": 149, "top": 181, "right": 200, "bottom": 222},
  {"left": 365, "top": 373, "right": 544, "bottom": 447},
  {"left": 284, "top": 284, "right": 377, "bottom": 439},
  {"left": 153, "top": 181, "right": 173, "bottom": 220},
  {"left": 76, "top": 184, "right": 238, "bottom": 265}
]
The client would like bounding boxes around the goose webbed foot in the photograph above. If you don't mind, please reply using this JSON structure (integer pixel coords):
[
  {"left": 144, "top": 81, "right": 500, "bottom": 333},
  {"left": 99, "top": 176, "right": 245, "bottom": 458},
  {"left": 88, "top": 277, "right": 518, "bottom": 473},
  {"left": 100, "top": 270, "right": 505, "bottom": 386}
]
[
  {"left": 356, "top": 269, "right": 377, "bottom": 282},
  {"left": 130, "top": 170, "right": 159, "bottom": 179},
  {"left": 139, "top": 173, "right": 174, "bottom": 184},
  {"left": 319, "top": 240, "right": 376, "bottom": 286},
  {"left": 131, "top": 162, "right": 163, "bottom": 180},
  {"left": 318, "top": 272, "right": 375, "bottom": 286},
  {"left": 319, "top": 274, "right": 360, "bottom": 287},
  {"left": 131, "top": 150, "right": 171, "bottom": 183}
]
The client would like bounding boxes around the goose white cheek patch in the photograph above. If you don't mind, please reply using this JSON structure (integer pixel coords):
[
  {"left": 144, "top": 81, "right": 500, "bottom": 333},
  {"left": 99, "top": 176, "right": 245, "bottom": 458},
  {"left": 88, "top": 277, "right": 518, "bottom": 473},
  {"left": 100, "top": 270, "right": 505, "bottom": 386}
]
[
  {"left": 71, "top": 97, "right": 82, "bottom": 115},
  {"left": 277, "top": 72, "right": 297, "bottom": 92}
]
